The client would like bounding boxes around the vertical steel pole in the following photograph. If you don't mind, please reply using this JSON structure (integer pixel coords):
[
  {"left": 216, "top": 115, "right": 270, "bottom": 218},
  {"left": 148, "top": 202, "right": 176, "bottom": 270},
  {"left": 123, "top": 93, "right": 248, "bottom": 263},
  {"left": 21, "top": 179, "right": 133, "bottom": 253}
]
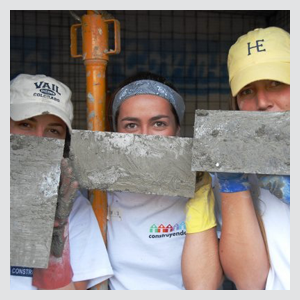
[{"left": 70, "top": 10, "right": 120, "bottom": 289}]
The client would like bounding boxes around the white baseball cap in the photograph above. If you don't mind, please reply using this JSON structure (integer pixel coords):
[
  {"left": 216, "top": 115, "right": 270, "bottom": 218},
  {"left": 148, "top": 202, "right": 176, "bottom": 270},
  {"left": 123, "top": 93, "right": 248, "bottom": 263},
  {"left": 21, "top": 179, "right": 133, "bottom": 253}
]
[{"left": 10, "top": 74, "right": 73, "bottom": 132}]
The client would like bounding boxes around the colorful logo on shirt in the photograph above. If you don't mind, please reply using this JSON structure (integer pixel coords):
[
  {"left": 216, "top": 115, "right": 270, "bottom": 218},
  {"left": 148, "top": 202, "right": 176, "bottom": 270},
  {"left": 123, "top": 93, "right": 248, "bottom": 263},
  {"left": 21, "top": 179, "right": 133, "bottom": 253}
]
[
  {"left": 11, "top": 266, "right": 33, "bottom": 277},
  {"left": 149, "top": 222, "right": 186, "bottom": 239}
]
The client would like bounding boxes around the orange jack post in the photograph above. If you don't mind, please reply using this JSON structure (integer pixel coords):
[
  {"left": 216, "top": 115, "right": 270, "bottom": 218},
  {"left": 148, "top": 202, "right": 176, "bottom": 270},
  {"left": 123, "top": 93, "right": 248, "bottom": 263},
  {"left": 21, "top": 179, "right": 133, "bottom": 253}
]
[{"left": 70, "top": 10, "right": 120, "bottom": 248}]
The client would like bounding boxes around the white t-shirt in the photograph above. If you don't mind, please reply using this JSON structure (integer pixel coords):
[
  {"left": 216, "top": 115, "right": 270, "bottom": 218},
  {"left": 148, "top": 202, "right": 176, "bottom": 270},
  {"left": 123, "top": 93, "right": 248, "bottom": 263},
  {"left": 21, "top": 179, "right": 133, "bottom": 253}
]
[
  {"left": 260, "top": 188, "right": 290, "bottom": 290},
  {"left": 10, "top": 191, "right": 113, "bottom": 290},
  {"left": 213, "top": 175, "right": 290, "bottom": 290},
  {"left": 107, "top": 191, "right": 188, "bottom": 290}
]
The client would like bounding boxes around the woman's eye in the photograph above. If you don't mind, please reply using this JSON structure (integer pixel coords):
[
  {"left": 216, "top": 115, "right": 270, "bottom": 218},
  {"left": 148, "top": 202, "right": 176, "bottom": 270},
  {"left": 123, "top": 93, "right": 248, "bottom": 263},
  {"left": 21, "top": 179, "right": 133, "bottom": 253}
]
[
  {"left": 239, "top": 88, "right": 252, "bottom": 96},
  {"left": 270, "top": 81, "right": 281, "bottom": 88},
  {"left": 49, "top": 128, "right": 60, "bottom": 135},
  {"left": 125, "top": 123, "right": 137, "bottom": 129},
  {"left": 19, "top": 122, "right": 31, "bottom": 129},
  {"left": 154, "top": 121, "right": 166, "bottom": 127}
]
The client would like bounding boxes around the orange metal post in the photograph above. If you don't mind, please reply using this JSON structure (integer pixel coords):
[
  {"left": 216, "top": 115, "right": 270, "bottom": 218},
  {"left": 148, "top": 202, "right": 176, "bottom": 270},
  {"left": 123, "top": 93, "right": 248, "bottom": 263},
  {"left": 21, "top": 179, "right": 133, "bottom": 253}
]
[{"left": 70, "top": 11, "right": 120, "bottom": 289}]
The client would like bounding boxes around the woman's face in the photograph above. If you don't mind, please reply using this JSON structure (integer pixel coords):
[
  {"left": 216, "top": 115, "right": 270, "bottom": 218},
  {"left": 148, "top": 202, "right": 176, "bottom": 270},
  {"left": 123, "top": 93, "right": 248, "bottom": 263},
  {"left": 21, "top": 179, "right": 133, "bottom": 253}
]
[
  {"left": 117, "top": 94, "right": 180, "bottom": 137},
  {"left": 236, "top": 80, "right": 290, "bottom": 112},
  {"left": 10, "top": 114, "right": 67, "bottom": 139}
]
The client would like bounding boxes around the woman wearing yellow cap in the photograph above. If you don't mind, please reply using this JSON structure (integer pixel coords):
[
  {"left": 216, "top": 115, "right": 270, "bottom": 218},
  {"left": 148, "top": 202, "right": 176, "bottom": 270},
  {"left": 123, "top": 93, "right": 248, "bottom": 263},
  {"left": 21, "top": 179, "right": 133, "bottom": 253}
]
[{"left": 215, "top": 27, "right": 290, "bottom": 290}]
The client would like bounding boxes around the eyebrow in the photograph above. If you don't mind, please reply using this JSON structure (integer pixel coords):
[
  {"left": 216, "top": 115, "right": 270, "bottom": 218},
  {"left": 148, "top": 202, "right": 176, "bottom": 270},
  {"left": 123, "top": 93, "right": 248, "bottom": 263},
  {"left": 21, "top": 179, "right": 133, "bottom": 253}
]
[
  {"left": 22, "top": 117, "right": 65, "bottom": 127},
  {"left": 47, "top": 123, "right": 65, "bottom": 127},
  {"left": 120, "top": 115, "right": 171, "bottom": 122},
  {"left": 120, "top": 117, "right": 140, "bottom": 122},
  {"left": 150, "top": 115, "right": 171, "bottom": 122},
  {"left": 25, "top": 117, "right": 38, "bottom": 123}
]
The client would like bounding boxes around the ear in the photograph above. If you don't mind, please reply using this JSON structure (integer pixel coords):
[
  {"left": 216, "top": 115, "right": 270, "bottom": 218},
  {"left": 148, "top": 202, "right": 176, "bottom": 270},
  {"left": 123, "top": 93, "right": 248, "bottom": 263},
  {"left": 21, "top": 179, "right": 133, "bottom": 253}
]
[{"left": 176, "top": 126, "right": 181, "bottom": 137}]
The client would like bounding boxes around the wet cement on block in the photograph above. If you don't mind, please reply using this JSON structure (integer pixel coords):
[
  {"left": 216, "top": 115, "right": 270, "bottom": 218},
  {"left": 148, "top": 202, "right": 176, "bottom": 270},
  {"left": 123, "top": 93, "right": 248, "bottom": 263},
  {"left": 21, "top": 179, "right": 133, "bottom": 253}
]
[
  {"left": 70, "top": 130, "right": 196, "bottom": 198},
  {"left": 192, "top": 110, "right": 290, "bottom": 175},
  {"left": 10, "top": 134, "right": 64, "bottom": 268}
]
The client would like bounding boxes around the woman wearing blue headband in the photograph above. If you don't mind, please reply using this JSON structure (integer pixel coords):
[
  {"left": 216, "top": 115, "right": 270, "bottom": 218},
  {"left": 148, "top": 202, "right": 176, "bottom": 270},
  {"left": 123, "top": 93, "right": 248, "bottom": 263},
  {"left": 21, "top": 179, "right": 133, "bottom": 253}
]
[{"left": 106, "top": 72, "right": 223, "bottom": 290}]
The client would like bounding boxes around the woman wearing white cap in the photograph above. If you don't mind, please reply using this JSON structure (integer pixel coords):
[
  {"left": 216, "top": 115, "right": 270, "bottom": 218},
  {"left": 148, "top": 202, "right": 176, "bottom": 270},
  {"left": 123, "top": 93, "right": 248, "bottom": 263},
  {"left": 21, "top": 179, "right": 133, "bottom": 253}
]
[
  {"left": 213, "top": 27, "right": 290, "bottom": 290},
  {"left": 10, "top": 74, "right": 113, "bottom": 290},
  {"left": 106, "top": 72, "right": 223, "bottom": 290}
]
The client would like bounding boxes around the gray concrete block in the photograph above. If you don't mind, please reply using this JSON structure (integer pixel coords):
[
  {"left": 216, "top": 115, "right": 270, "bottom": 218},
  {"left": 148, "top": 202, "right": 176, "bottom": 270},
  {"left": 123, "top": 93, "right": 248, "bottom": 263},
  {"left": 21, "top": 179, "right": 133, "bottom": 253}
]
[
  {"left": 70, "top": 130, "right": 196, "bottom": 198},
  {"left": 192, "top": 110, "right": 290, "bottom": 175},
  {"left": 10, "top": 134, "right": 64, "bottom": 268}
]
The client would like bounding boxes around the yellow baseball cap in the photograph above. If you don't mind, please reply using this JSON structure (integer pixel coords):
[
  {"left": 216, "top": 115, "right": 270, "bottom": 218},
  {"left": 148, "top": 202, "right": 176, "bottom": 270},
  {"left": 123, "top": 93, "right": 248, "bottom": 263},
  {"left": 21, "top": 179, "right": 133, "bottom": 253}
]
[{"left": 228, "top": 27, "right": 290, "bottom": 97}]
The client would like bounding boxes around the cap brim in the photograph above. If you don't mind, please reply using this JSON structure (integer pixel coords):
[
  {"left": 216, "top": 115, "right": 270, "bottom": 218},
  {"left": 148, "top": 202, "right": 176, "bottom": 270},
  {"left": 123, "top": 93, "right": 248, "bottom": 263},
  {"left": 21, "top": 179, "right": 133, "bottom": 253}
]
[
  {"left": 10, "top": 102, "right": 72, "bottom": 132},
  {"left": 230, "top": 61, "right": 290, "bottom": 97}
]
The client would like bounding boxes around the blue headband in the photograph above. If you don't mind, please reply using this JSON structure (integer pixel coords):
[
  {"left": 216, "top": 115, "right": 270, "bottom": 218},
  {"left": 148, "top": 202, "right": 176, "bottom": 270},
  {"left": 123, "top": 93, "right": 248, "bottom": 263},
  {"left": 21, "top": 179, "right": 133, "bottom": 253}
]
[{"left": 112, "top": 79, "right": 185, "bottom": 131}]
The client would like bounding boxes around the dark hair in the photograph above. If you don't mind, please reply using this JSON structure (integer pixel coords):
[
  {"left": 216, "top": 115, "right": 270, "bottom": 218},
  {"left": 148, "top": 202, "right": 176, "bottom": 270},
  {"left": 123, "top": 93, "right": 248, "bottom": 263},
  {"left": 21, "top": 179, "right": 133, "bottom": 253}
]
[
  {"left": 63, "top": 129, "right": 71, "bottom": 158},
  {"left": 229, "top": 96, "right": 239, "bottom": 111},
  {"left": 109, "top": 71, "right": 180, "bottom": 130}
]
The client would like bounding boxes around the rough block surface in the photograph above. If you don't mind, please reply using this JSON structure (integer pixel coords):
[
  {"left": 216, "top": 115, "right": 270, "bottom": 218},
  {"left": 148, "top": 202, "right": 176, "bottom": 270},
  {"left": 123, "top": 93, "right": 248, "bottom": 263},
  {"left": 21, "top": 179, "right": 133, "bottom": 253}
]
[
  {"left": 10, "top": 134, "right": 64, "bottom": 268},
  {"left": 192, "top": 110, "right": 290, "bottom": 175},
  {"left": 70, "top": 130, "right": 196, "bottom": 198}
]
